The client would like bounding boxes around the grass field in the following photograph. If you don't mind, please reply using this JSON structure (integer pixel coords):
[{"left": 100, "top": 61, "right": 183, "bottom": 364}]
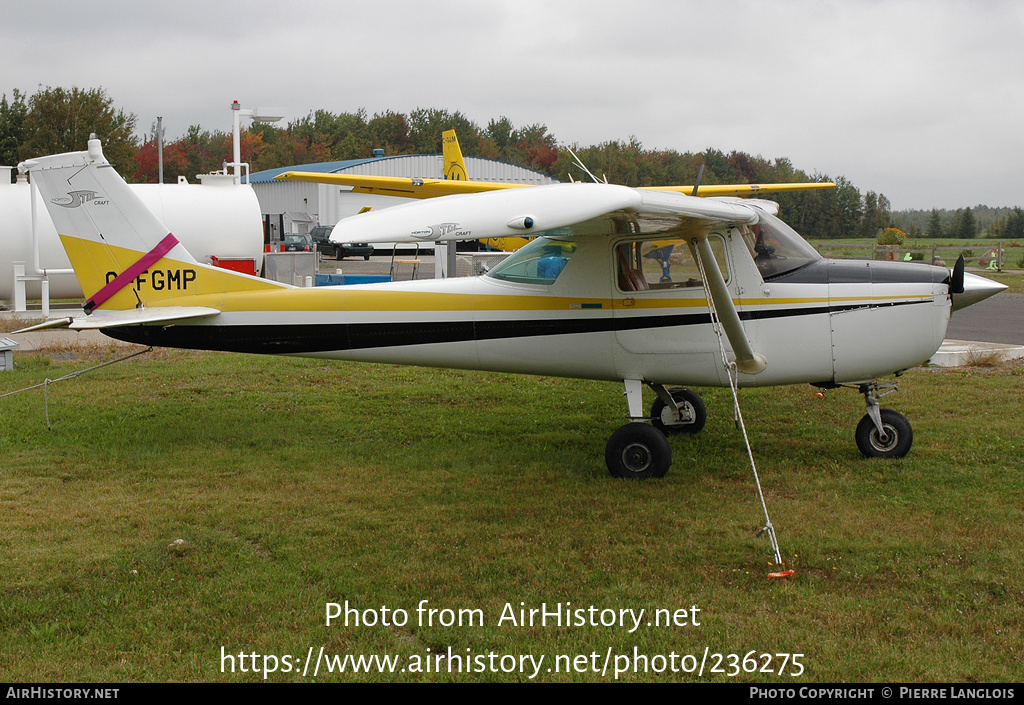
[{"left": 1, "top": 346, "right": 1023, "bottom": 682}]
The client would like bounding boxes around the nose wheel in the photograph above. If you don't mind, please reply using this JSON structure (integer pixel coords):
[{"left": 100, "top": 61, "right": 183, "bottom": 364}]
[
  {"left": 856, "top": 408, "right": 913, "bottom": 458},
  {"left": 854, "top": 383, "right": 913, "bottom": 458}
]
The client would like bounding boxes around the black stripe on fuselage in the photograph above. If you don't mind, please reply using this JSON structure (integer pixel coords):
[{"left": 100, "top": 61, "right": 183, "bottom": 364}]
[{"left": 101, "top": 298, "right": 934, "bottom": 355}]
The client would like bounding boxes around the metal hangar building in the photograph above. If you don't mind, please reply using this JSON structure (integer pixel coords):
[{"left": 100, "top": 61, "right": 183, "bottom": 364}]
[{"left": 248, "top": 152, "right": 558, "bottom": 244}]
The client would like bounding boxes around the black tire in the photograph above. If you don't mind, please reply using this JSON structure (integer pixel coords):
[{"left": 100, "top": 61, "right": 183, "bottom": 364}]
[
  {"left": 651, "top": 388, "right": 706, "bottom": 435},
  {"left": 605, "top": 423, "right": 672, "bottom": 479},
  {"left": 335, "top": 248, "right": 345, "bottom": 261},
  {"left": 363, "top": 254, "right": 371, "bottom": 260},
  {"left": 855, "top": 409, "right": 913, "bottom": 459}
]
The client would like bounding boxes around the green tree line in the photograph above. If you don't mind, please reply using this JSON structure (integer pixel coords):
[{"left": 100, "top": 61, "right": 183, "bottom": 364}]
[
  {"left": 894, "top": 205, "right": 1024, "bottom": 240},
  {"left": 7, "top": 85, "right": 1018, "bottom": 242}
]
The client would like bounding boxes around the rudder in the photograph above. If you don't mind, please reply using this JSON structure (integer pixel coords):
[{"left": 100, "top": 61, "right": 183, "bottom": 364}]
[
  {"left": 442, "top": 129, "right": 468, "bottom": 181},
  {"left": 23, "top": 137, "right": 283, "bottom": 311}
]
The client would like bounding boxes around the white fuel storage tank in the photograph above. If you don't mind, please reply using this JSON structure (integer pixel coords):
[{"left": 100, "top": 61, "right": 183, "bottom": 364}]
[{"left": 1, "top": 171, "right": 264, "bottom": 301}]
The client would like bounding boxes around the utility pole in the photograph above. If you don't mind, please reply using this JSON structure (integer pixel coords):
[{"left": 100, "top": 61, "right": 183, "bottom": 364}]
[{"left": 156, "top": 116, "right": 164, "bottom": 184}]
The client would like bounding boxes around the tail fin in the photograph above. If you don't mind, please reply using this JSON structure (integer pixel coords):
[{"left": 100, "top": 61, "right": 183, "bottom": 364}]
[
  {"left": 442, "top": 129, "right": 468, "bottom": 181},
  {"left": 22, "top": 138, "right": 282, "bottom": 311}
]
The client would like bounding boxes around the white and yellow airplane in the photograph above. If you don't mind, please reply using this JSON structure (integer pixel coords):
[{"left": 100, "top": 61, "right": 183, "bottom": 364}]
[{"left": 18, "top": 138, "right": 1005, "bottom": 477}]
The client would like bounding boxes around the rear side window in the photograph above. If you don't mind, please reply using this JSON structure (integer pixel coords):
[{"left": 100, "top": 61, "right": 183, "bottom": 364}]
[{"left": 615, "top": 236, "right": 728, "bottom": 292}]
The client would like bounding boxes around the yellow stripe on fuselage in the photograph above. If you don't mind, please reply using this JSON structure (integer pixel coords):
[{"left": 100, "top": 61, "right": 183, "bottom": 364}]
[
  {"left": 63, "top": 235, "right": 934, "bottom": 315},
  {"left": 60, "top": 235, "right": 284, "bottom": 310},
  {"left": 151, "top": 287, "right": 931, "bottom": 316}
]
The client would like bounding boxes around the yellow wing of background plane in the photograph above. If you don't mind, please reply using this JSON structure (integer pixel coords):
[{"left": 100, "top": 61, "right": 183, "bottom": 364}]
[
  {"left": 274, "top": 171, "right": 835, "bottom": 199},
  {"left": 275, "top": 171, "right": 530, "bottom": 198}
]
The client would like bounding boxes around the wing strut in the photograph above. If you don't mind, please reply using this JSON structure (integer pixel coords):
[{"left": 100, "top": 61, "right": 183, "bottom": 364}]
[
  {"left": 693, "top": 238, "right": 787, "bottom": 576},
  {"left": 691, "top": 237, "right": 767, "bottom": 375}
]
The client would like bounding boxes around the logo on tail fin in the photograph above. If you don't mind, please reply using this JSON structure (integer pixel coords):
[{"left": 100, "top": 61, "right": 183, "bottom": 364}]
[
  {"left": 442, "top": 129, "right": 468, "bottom": 181},
  {"left": 52, "top": 190, "right": 107, "bottom": 208}
]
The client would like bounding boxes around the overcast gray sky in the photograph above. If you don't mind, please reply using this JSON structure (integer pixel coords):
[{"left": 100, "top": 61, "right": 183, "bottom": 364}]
[{"left": 2, "top": 0, "right": 1021, "bottom": 210}]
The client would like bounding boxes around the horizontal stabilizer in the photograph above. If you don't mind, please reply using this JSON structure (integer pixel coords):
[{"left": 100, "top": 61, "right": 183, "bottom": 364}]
[
  {"left": 13, "top": 317, "right": 77, "bottom": 334},
  {"left": 13, "top": 306, "right": 221, "bottom": 334},
  {"left": 68, "top": 306, "right": 221, "bottom": 330}
]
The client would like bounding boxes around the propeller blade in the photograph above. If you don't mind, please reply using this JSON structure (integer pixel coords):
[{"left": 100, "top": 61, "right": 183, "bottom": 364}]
[{"left": 951, "top": 254, "right": 965, "bottom": 295}]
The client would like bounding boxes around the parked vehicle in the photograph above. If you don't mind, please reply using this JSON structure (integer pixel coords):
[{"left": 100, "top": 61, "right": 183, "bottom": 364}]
[
  {"left": 310, "top": 225, "right": 373, "bottom": 260},
  {"left": 283, "top": 233, "right": 312, "bottom": 252}
]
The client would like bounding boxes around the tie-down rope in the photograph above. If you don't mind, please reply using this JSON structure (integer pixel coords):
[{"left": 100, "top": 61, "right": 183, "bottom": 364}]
[
  {"left": 692, "top": 241, "right": 787, "bottom": 572},
  {"left": 1, "top": 347, "right": 153, "bottom": 430}
]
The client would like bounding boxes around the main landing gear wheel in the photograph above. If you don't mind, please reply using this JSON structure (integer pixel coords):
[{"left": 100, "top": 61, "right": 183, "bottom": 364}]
[
  {"left": 605, "top": 423, "right": 672, "bottom": 479},
  {"left": 650, "top": 388, "right": 706, "bottom": 435},
  {"left": 855, "top": 408, "right": 913, "bottom": 459}
]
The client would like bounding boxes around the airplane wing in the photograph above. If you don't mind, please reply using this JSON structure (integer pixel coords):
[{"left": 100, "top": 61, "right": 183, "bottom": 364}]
[
  {"left": 14, "top": 306, "right": 221, "bottom": 333},
  {"left": 331, "top": 182, "right": 766, "bottom": 373},
  {"left": 644, "top": 182, "right": 835, "bottom": 197},
  {"left": 330, "top": 182, "right": 759, "bottom": 245},
  {"left": 274, "top": 170, "right": 834, "bottom": 200}
]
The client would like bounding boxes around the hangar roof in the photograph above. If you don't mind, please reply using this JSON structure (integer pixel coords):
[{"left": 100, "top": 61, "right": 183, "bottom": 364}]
[
  {"left": 248, "top": 158, "right": 379, "bottom": 184},
  {"left": 248, "top": 154, "right": 557, "bottom": 185}
]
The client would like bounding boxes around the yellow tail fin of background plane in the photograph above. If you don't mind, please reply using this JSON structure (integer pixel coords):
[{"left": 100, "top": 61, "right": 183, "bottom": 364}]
[{"left": 442, "top": 129, "right": 468, "bottom": 181}]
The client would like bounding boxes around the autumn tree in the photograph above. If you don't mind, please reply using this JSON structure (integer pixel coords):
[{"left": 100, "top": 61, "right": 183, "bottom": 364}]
[
  {"left": 249, "top": 121, "right": 331, "bottom": 170},
  {"left": 18, "top": 86, "right": 137, "bottom": 175},
  {"left": 133, "top": 137, "right": 187, "bottom": 183},
  {"left": 479, "top": 117, "right": 558, "bottom": 173},
  {"left": 366, "top": 110, "right": 412, "bottom": 156}
]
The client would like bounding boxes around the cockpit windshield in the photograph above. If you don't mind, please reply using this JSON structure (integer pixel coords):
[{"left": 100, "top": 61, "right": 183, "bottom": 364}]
[
  {"left": 486, "top": 237, "right": 577, "bottom": 285},
  {"left": 741, "top": 209, "right": 821, "bottom": 280}
]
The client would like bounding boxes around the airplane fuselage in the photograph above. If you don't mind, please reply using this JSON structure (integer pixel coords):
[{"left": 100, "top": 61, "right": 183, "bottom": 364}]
[{"left": 104, "top": 227, "right": 951, "bottom": 388}]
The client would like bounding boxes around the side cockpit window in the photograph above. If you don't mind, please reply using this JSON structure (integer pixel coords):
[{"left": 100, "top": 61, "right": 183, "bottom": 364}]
[{"left": 615, "top": 237, "right": 728, "bottom": 292}]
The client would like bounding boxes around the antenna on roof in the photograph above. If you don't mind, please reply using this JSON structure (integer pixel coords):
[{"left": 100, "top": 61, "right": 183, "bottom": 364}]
[
  {"left": 691, "top": 164, "right": 705, "bottom": 197},
  {"left": 568, "top": 147, "right": 604, "bottom": 184}
]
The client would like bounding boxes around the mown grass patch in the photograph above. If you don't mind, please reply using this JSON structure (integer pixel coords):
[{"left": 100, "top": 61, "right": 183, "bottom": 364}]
[{"left": 1, "top": 351, "right": 1022, "bottom": 682}]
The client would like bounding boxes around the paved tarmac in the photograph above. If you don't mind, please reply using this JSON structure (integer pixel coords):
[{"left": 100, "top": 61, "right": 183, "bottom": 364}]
[{"left": 945, "top": 292, "right": 1024, "bottom": 345}]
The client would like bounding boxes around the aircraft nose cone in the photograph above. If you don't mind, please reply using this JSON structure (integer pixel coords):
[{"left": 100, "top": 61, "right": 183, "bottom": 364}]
[{"left": 952, "top": 272, "right": 1008, "bottom": 311}]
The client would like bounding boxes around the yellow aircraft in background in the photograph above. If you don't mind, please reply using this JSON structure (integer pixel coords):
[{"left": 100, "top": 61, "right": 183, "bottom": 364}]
[
  {"left": 276, "top": 136, "right": 835, "bottom": 201},
  {"left": 442, "top": 128, "right": 469, "bottom": 181},
  {"left": 275, "top": 131, "right": 836, "bottom": 253}
]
